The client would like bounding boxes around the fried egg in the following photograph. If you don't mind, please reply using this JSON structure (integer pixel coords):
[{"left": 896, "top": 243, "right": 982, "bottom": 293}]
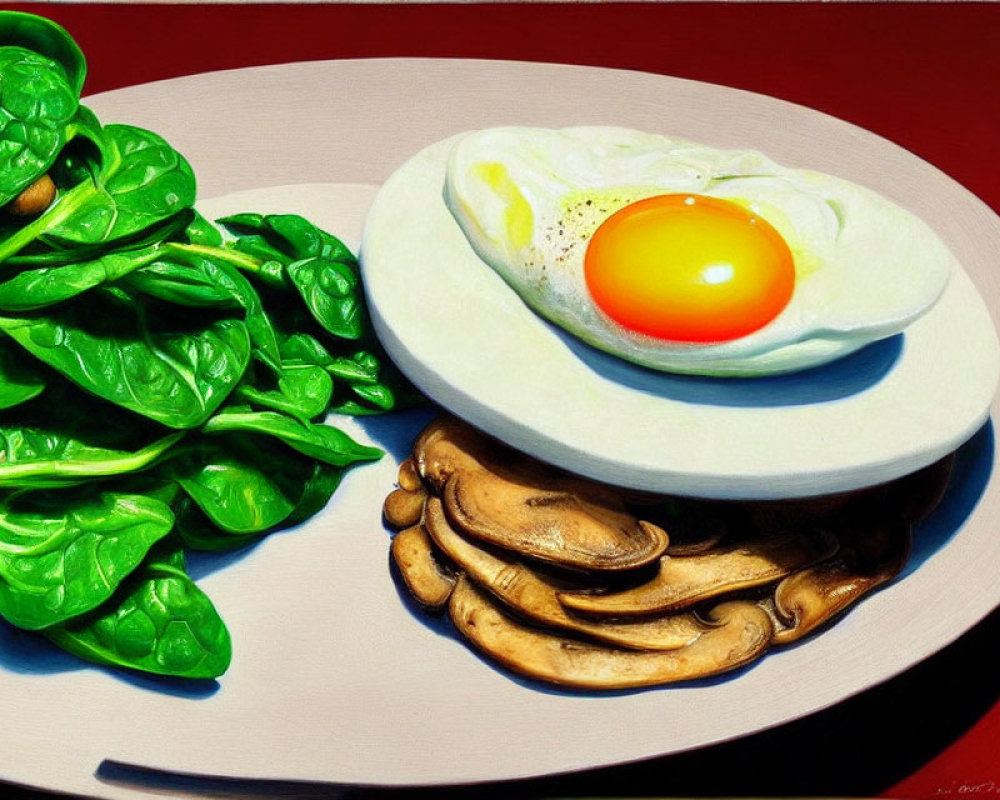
[{"left": 444, "top": 126, "right": 955, "bottom": 376}]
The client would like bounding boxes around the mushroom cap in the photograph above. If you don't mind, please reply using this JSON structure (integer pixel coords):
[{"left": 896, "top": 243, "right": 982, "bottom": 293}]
[
  {"left": 416, "top": 417, "right": 670, "bottom": 571},
  {"left": 443, "top": 465, "right": 670, "bottom": 571}
]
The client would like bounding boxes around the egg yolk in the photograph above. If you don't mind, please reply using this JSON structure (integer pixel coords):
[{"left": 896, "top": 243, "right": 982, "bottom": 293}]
[{"left": 584, "top": 194, "right": 795, "bottom": 343}]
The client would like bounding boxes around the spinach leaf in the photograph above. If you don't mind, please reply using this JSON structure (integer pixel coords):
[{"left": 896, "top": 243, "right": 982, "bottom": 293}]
[
  {"left": 173, "top": 493, "right": 264, "bottom": 552},
  {"left": 0, "top": 380, "right": 185, "bottom": 486},
  {"left": 217, "top": 212, "right": 354, "bottom": 263},
  {"left": 0, "top": 428, "right": 183, "bottom": 488},
  {"left": 285, "top": 257, "right": 363, "bottom": 340},
  {"left": 166, "top": 434, "right": 315, "bottom": 534},
  {"left": 0, "top": 245, "right": 159, "bottom": 310},
  {"left": 280, "top": 334, "right": 409, "bottom": 415},
  {"left": 45, "top": 541, "right": 232, "bottom": 679},
  {"left": 224, "top": 235, "right": 287, "bottom": 276},
  {"left": 0, "top": 45, "right": 78, "bottom": 206},
  {"left": 0, "top": 337, "right": 46, "bottom": 409},
  {"left": 0, "top": 117, "right": 192, "bottom": 263},
  {"left": 331, "top": 383, "right": 396, "bottom": 416},
  {"left": 0, "top": 488, "right": 173, "bottom": 630},
  {"left": 0, "top": 289, "right": 251, "bottom": 429},
  {"left": 172, "top": 450, "right": 343, "bottom": 550},
  {"left": 216, "top": 213, "right": 365, "bottom": 340},
  {"left": 185, "top": 211, "right": 224, "bottom": 247},
  {"left": 284, "top": 461, "right": 344, "bottom": 526},
  {"left": 41, "top": 124, "right": 197, "bottom": 247},
  {"left": 0, "top": 11, "right": 87, "bottom": 96},
  {"left": 121, "top": 244, "right": 282, "bottom": 372},
  {"left": 324, "top": 350, "right": 396, "bottom": 414},
  {"left": 117, "top": 255, "right": 237, "bottom": 308},
  {"left": 234, "top": 361, "right": 333, "bottom": 422},
  {"left": 203, "top": 407, "right": 383, "bottom": 467},
  {"left": 324, "top": 349, "right": 382, "bottom": 383},
  {"left": 3, "top": 207, "right": 191, "bottom": 270}
]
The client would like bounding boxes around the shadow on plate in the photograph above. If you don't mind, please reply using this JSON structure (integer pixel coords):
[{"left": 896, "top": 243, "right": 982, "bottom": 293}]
[
  {"left": 0, "top": 622, "right": 220, "bottom": 698},
  {"left": 353, "top": 405, "right": 439, "bottom": 461},
  {"left": 905, "top": 418, "right": 994, "bottom": 576},
  {"left": 553, "top": 324, "right": 903, "bottom": 407}
]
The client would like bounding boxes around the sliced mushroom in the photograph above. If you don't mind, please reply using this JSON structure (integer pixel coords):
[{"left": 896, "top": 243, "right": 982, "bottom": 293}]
[
  {"left": 424, "top": 497, "right": 705, "bottom": 651},
  {"left": 390, "top": 524, "right": 456, "bottom": 610},
  {"left": 559, "top": 528, "right": 839, "bottom": 617},
  {"left": 448, "top": 575, "right": 772, "bottom": 690},
  {"left": 443, "top": 465, "right": 669, "bottom": 572},
  {"left": 382, "top": 486, "right": 427, "bottom": 530},
  {"left": 390, "top": 415, "right": 942, "bottom": 688},
  {"left": 396, "top": 458, "right": 424, "bottom": 492},
  {"left": 771, "top": 523, "right": 911, "bottom": 644},
  {"left": 413, "top": 416, "right": 506, "bottom": 493}
]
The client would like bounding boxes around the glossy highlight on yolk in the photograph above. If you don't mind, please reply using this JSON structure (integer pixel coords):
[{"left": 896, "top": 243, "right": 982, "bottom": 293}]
[{"left": 584, "top": 194, "right": 795, "bottom": 343}]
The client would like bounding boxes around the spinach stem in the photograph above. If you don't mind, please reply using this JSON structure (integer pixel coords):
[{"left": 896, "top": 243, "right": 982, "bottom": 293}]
[
  {"left": 0, "top": 180, "right": 93, "bottom": 264},
  {"left": 0, "top": 432, "right": 185, "bottom": 485},
  {"left": 166, "top": 242, "right": 263, "bottom": 274}
]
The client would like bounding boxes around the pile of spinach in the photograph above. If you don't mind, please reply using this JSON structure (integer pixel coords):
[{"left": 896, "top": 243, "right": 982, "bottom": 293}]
[{"left": 0, "top": 12, "right": 414, "bottom": 679}]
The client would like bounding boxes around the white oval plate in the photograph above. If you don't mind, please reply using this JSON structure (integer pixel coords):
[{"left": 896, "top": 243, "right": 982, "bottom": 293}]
[
  {"left": 0, "top": 60, "right": 992, "bottom": 799},
  {"left": 361, "top": 133, "right": 998, "bottom": 499}
]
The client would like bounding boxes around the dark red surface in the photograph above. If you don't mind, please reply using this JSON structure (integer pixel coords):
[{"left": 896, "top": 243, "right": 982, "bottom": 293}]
[
  {"left": 4, "top": 3, "right": 999, "bottom": 798},
  {"left": 13, "top": 1, "right": 1000, "bottom": 218}
]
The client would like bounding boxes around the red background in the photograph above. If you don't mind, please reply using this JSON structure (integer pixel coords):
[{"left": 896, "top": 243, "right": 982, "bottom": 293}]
[
  {"left": 16, "top": 2, "right": 1000, "bottom": 218},
  {"left": 5, "top": 3, "right": 1000, "bottom": 798}
]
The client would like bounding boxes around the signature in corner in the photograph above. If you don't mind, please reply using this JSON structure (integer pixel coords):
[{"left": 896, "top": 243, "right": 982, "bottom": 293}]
[{"left": 935, "top": 779, "right": 1000, "bottom": 797}]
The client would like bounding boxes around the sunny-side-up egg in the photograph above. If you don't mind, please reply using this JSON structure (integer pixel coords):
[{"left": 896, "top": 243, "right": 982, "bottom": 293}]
[{"left": 443, "top": 126, "right": 956, "bottom": 376}]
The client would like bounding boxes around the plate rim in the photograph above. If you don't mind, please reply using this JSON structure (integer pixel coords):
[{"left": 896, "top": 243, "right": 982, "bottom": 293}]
[{"left": 8, "top": 57, "right": 998, "bottom": 795}]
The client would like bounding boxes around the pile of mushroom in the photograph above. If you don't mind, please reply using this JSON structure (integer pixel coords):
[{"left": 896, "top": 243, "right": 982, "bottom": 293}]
[{"left": 382, "top": 417, "right": 953, "bottom": 690}]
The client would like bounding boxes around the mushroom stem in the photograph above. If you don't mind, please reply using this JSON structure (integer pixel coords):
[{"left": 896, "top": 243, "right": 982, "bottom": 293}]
[
  {"left": 391, "top": 524, "right": 457, "bottom": 610},
  {"left": 382, "top": 486, "right": 427, "bottom": 530},
  {"left": 397, "top": 458, "right": 424, "bottom": 492}
]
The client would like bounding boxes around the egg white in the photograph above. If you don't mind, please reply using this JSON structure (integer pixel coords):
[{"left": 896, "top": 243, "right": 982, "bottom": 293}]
[{"left": 444, "top": 126, "right": 955, "bottom": 376}]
